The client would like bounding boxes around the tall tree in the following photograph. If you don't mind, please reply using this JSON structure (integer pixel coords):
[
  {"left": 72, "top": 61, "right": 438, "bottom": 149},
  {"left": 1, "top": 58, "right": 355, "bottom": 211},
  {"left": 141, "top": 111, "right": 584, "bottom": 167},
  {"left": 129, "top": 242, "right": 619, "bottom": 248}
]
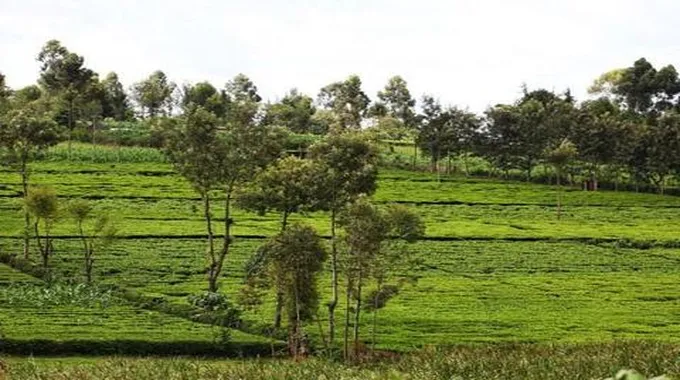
[
  {"left": 308, "top": 134, "right": 379, "bottom": 346},
  {"left": 318, "top": 75, "right": 370, "bottom": 130},
  {"left": 164, "top": 107, "right": 225, "bottom": 292},
  {"left": 101, "top": 72, "right": 132, "bottom": 121},
  {"left": 376, "top": 76, "right": 417, "bottom": 127},
  {"left": 0, "top": 102, "right": 60, "bottom": 258},
  {"left": 248, "top": 224, "right": 327, "bottom": 357},
  {"left": 483, "top": 92, "right": 574, "bottom": 180},
  {"left": 0, "top": 72, "right": 11, "bottom": 115},
  {"left": 417, "top": 96, "right": 480, "bottom": 173},
  {"left": 68, "top": 199, "right": 117, "bottom": 284},
  {"left": 37, "top": 40, "right": 95, "bottom": 153},
  {"left": 237, "top": 156, "right": 325, "bottom": 328},
  {"left": 131, "top": 70, "right": 176, "bottom": 118},
  {"left": 181, "top": 81, "right": 228, "bottom": 119},
  {"left": 590, "top": 58, "right": 680, "bottom": 116},
  {"left": 262, "top": 89, "right": 316, "bottom": 134},
  {"left": 544, "top": 139, "right": 578, "bottom": 219},
  {"left": 25, "top": 187, "right": 59, "bottom": 276},
  {"left": 225, "top": 73, "right": 261, "bottom": 125},
  {"left": 339, "top": 199, "right": 425, "bottom": 359}
]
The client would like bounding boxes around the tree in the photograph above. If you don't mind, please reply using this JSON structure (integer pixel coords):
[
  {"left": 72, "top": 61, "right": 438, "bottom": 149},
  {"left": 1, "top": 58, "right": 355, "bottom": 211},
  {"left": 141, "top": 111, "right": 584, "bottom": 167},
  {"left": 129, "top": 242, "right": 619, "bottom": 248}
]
[
  {"left": 68, "top": 199, "right": 117, "bottom": 284},
  {"left": 573, "top": 98, "right": 634, "bottom": 190},
  {"left": 0, "top": 102, "right": 60, "bottom": 258},
  {"left": 262, "top": 89, "right": 316, "bottom": 134},
  {"left": 318, "top": 75, "right": 370, "bottom": 130},
  {"left": 37, "top": 40, "right": 95, "bottom": 153},
  {"left": 101, "top": 72, "right": 132, "bottom": 121},
  {"left": 0, "top": 72, "right": 11, "bottom": 115},
  {"left": 181, "top": 81, "right": 228, "bottom": 119},
  {"left": 167, "top": 98, "right": 284, "bottom": 293},
  {"left": 25, "top": 187, "right": 59, "bottom": 275},
  {"left": 212, "top": 75, "right": 285, "bottom": 293},
  {"left": 247, "top": 224, "right": 327, "bottom": 357},
  {"left": 339, "top": 199, "right": 425, "bottom": 359},
  {"left": 544, "top": 139, "right": 578, "bottom": 219},
  {"left": 366, "top": 205, "right": 424, "bottom": 351},
  {"left": 642, "top": 112, "right": 680, "bottom": 194},
  {"left": 376, "top": 76, "right": 417, "bottom": 128},
  {"left": 482, "top": 93, "right": 574, "bottom": 180},
  {"left": 225, "top": 73, "right": 261, "bottom": 126},
  {"left": 308, "top": 134, "right": 379, "bottom": 346},
  {"left": 131, "top": 70, "right": 176, "bottom": 118},
  {"left": 164, "top": 107, "right": 225, "bottom": 292},
  {"left": 589, "top": 58, "right": 680, "bottom": 116},
  {"left": 237, "top": 156, "right": 325, "bottom": 328},
  {"left": 416, "top": 96, "right": 480, "bottom": 174}
]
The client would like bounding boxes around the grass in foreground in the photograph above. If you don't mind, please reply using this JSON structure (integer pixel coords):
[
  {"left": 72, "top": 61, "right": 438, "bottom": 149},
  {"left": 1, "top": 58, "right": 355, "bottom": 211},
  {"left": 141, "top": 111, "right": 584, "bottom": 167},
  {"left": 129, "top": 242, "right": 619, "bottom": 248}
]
[{"left": 3, "top": 341, "right": 679, "bottom": 379}]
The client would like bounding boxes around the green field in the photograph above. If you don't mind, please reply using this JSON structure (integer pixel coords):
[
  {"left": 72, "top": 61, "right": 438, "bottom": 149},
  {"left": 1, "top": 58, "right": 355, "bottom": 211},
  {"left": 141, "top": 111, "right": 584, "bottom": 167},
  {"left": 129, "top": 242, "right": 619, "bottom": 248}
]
[{"left": 2, "top": 145, "right": 680, "bottom": 358}]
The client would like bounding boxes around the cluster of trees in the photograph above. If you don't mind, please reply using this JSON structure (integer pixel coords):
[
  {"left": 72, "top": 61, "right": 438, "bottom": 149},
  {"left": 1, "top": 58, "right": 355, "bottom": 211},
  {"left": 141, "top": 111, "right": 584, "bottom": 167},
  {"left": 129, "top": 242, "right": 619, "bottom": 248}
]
[
  {"left": 0, "top": 40, "right": 427, "bottom": 359},
  {"left": 3, "top": 40, "right": 680, "bottom": 192},
  {"left": 165, "top": 93, "right": 424, "bottom": 357}
]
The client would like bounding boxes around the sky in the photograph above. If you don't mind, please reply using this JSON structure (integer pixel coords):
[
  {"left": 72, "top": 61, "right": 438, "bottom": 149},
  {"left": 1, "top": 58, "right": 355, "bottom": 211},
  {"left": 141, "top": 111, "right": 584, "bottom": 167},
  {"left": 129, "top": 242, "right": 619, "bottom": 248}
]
[{"left": 2, "top": 0, "right": 680, "bottom": 112}]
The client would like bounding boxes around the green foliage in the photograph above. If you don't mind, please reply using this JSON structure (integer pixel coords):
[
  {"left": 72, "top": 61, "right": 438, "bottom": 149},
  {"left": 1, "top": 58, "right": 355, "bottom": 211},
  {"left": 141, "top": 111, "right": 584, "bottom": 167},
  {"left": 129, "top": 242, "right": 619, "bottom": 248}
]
[
  {"left": 131, "top": 71, "right": 176, "bottom": 118},
  {"left": 262, "top": 89, "right": 316, "bottom": 134},
  {"left": 25, "top": 187, "right": 59, "bottom": 221},
  {"left": 318, "top": 75, "right": 370, "bottom": 130}
]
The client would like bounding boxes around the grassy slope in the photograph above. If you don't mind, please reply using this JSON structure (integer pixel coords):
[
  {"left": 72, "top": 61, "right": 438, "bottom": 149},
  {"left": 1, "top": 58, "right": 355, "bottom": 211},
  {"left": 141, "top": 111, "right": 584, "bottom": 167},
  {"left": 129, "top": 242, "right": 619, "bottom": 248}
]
[{"left": 1, "top": 146, "right": 680, "bottom": 351}]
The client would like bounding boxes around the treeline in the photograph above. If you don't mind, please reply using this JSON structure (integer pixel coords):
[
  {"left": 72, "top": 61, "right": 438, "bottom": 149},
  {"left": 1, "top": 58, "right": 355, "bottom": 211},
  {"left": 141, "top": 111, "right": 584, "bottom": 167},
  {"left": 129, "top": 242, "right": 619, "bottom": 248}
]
[{"left": 3, "top": 41, "right": 680, "bottom": 192}]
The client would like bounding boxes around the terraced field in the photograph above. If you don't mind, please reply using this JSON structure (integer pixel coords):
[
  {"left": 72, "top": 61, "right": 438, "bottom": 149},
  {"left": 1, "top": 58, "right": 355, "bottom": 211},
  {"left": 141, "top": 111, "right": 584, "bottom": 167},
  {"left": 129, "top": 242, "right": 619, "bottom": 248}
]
[{"left": 2, "top": 145, "right": 680, "bottom": 353}]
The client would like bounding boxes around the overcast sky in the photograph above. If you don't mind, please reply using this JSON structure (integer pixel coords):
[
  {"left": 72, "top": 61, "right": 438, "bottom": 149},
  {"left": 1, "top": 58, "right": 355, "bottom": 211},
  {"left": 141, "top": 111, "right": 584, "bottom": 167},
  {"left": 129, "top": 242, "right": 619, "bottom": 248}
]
[{"left": 2, "top": 0, "right": 680, "bottom": 112}]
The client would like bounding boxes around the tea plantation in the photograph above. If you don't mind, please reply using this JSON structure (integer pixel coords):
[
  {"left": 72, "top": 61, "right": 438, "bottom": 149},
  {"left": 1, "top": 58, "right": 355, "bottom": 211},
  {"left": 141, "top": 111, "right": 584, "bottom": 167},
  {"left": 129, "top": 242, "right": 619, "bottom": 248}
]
[{"left": 1, "top": 144, "right": 680, "bottom": 358}]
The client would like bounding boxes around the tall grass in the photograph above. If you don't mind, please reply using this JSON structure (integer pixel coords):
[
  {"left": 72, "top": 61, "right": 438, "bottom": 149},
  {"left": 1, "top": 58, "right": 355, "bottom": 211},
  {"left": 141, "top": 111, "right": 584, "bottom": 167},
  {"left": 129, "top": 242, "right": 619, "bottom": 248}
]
[{"left": 3, "top": 342, "right": 677, "bottom": 379}]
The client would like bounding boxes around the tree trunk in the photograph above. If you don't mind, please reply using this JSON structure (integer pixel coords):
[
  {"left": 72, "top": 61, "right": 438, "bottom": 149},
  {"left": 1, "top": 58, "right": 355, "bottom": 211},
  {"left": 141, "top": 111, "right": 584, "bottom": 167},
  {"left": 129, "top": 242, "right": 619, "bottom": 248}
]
[
  {"left": 34, "top": 221, "right": 44, "bottom": 267},
  {"left": 77, "top": 221, "right": 91, "bottom": 284},
  {"left": 556, "top": 173, "right": 562, "bottom": 221},
  {"left": 353, "top": 273, "right": 363, "bottom": 357},
  {"left": 274, "top": 211, "right": 290, "bottom": 328},
  {"left": 210, "top": 187, "right": 233, "bottom": 293},
  {"left": 21, "top": 159, "right": 30, "bottom": 259},
  {"left": 203, "top": 192, "right": 217, "bottom": 292},
  {"left": 371, "top": 280, "right": 382, "bottom": 354},
  {"left": 68, "top": 98, "right": 74, "bottom": 159},
  {"left": 274, "top": 291, "right": 284, "bottom": 329},
  {"left": 343, "top": 277, "right": 352, "bottom": 361},
  {"left": 328, "top": 208, "right": 338, "bottom": 345},
  {"left": 412, "top": 140, "right": 417, "bottom": 169}
]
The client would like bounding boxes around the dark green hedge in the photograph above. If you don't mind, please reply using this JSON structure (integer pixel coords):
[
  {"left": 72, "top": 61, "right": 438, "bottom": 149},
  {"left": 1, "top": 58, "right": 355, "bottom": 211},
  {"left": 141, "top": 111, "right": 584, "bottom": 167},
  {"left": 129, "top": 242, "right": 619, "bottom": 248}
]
[{"left": 0, "top": 339, "right": 278, "bottom": 357}]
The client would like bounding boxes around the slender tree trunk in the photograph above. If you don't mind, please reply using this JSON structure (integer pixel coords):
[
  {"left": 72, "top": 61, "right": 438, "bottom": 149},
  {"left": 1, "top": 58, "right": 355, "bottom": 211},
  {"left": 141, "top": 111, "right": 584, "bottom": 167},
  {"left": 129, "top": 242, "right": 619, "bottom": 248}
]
[
  {"left": 328, "top": 208, "right": 338, "bottom": 345},
  {"left": 343, "top": 276, "right": 352, "bottom": 361},
  {"left": 34, "top": 221, "right": 44, "bottom": 267},
  {"left": 274, "top": 211, "right": 290, "bottom": 328},
  {"left": 203, "top": 192, "right": 217, "bottom": 292},
  {"left": 463, "top": 153, "right": 470, "bottom": 176},
  {"left": 556, "top": 173, "right": 562, "bottom": 221},
  {"left": 68, "top": 98, "right": 74, "bottom": 159},
  {"left": 412, "top": 140, "right": 417, "bottom": 169},
  {"left": 371, "top": 280, "right": 381, "bottom": 354},
  {"left": 77, "top": 221, "right": 91, "bottom": 283},
  {"left": 353, "top": 272, "right": 363, "bottom": 357},
  {"left": 210, "top": 187, "right": 234, "bottom": 293},
  {"left": 21, "top": 159, "right": 30, "bottom": 259}
]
